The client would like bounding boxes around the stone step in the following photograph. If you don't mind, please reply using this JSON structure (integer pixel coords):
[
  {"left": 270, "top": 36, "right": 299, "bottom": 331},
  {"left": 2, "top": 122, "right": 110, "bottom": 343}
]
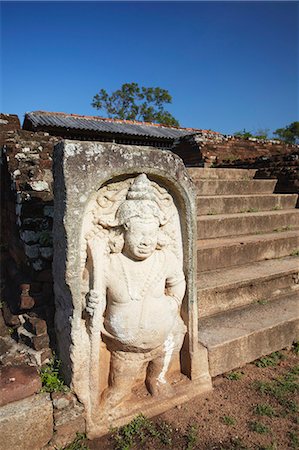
[
  {"left": 197, "top": 256, "right": 299, "bottom": 318},
  {"left": 198, "top": 292, "right": 299, "bottom": 377},
  {"left": 188, "top": 168, "right": 257, "bottom": 180},
  {"left": 197, "top": 209, "right": 299, "bottom": 239},
  {"left": 197, "top": 193, "right": 298, "bottom": 215},
  {"left": 197, "top": 230, "right": 299, "bottom": 272},
  {"left": 193, "top": 179, "right": 277, "bottom": 196}
]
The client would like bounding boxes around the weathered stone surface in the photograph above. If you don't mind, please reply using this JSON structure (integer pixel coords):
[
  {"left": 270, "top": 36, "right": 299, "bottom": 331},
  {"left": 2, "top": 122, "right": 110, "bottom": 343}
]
[
  {"left": 18, "top": 326, "right": 50, "bottom": 350},
  {"left": 24, "top": 315, "right": 47, "bottom": 335},
  {"left": 197, "top": 230, "right": 299, "bottom": 272},
  {"left": 0, "top": 364, "right": 42, "bottom": 406},
  {"left": 0, "top": 393, "right": 53, "bottom": 450},
  {"left": 53, "top": 141, "right": 211, "bottom": 438},
  {"left": 0, "top": 310, "right": 8, "bottom": 337},
  {"left": 197, "top": 209, "right": 299, "bottom": 239},
  {"left": 198, "top": 292, "right": 299, "bottom": 376},
  {"left": 198, "top": 257, "right": 299, "bottom": 317}
]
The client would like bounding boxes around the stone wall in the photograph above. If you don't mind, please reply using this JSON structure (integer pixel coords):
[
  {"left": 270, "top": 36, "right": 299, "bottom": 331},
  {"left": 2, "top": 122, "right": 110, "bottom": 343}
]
[{"left": 173, "top": 133, "right": 298, "bottom": 194}]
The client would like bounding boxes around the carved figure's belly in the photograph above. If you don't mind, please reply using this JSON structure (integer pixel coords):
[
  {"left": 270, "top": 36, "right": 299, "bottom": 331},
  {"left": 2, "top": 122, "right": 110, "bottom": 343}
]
[{"left": 104, "top": 297, "right": 178, "bottom": 349}]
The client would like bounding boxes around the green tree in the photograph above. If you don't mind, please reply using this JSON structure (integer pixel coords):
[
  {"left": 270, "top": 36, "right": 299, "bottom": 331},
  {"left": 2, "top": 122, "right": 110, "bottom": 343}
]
[
  {"left": 234, "top": 128, "right": 269, "bottom": 140},
  {"left": 234, "top": 129, "right": 254, "bottom": 139},
  {"left": 91, "top": 82, "right": 179, "bottom": 126},
  {"left": 273, "top": 122, "right": 299, "bottom": 144}
]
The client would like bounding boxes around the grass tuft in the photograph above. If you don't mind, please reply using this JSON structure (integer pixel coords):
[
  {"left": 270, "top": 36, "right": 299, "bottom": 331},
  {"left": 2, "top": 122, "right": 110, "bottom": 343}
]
[
  {"left": 40, "top": 357, "right": 69, "bottom": 393},
  {"left": 60, "top": 433, "right": 89, "bottom": 450},
  {"left": 249, "top": 421, "right": 270, "bottom": 434},
  {"left": 221, "top": 415, "right": 236, "bottom": 426},
  {"left": 254, "top": 352, "right": 284, "bottom": 368},
  {"left": 225, "top": 371, "right": 243, "bottom": 381},
  {"left": 254, "top": 403, "right": 276, "bottom": 417}
]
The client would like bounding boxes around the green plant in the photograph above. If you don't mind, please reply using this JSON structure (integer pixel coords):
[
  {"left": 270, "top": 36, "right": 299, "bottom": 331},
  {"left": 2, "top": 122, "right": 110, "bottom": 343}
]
[
  {"left": 185, "top": 425, "right": 198, "bottom": 450},
  {"left": 60, "top": 433, "right": 89, "bottom": 450},
  {"left": 253, "top": 366, "right": 299, "bottom": 413},
  {"left": 246, "top": 208, "right": 259, "bottom": 213},
  {"left": 225, "top": 371, "right": 243, "bottom": 381},
  {"left": 221, "top": 415, "right": 236, "bottom": 426},
  {"left": 254, "top": 403, "right": 276, "bottom": 417},
  {"left": 254, "top": 352, "right": 284, "bottom": 368},
  {"left": 293, "top": 342, "right": 299, "bottom": 354},
  {"left": 273, "top": 226, "right": 291, "bottom": 233},
  {"left": 272, "top": 205, "right": 282, "bottom": 211},
  {"left": 256, "top": 299, "right": 268, "bottom": 305},
  {"left": 249, "top": 420, "right": 269, "bottom": 434},
  {"left": 290, "top": 249, "right": 299, "bottom": 257},
  {"left": 111, "top": 414, "right": 173, "bottom": 450},
  {"left": 40, "top": 357, "right": 69, "bottom": 393},
  {"left": 257, "top": 444, "right": 277, "bottom": 450},
  {"left": 289, "top": 431, "right": 299, "bottom": 449},
  {"left": 39, "top": 230, "right": 53, "bottom": 246}
]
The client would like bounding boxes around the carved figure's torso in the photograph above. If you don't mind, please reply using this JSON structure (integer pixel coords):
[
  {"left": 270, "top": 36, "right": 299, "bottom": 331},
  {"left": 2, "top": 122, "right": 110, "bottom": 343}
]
[{"left": 103, "top": 249, "right": 185, "bottom": 350}]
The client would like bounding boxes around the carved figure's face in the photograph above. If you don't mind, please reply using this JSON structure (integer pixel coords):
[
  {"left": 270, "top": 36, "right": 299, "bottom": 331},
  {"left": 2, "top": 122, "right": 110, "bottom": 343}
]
[{"left": 123, "top": 218, "right": 159, "bottom": 260}]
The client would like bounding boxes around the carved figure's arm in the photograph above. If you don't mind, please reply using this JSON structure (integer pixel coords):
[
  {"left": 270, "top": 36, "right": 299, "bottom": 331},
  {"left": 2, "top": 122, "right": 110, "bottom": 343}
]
[
  {"left": 165, "top": 251, "right": 186, "bottom": 310},
  {"left": 86, "top": 235, "right": 107, "bottom": 318}
]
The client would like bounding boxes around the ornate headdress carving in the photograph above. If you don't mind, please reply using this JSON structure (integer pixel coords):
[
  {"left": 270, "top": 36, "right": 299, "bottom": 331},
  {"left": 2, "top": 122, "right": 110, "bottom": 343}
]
[
  {"left": 98, "top": 174, "right": 167, "bottom": 228},
  {"left": 115, "top": 174, "right": 166, "bottom": 226}
]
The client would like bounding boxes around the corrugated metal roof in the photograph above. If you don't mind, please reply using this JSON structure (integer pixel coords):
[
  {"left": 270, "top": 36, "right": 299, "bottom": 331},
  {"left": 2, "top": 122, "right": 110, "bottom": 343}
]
[{"left": 24, "top": 111, "right": 217, "bottom": 141}]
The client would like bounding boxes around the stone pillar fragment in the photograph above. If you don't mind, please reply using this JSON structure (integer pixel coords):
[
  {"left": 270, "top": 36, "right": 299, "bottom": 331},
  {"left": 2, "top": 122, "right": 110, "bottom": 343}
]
[{"left": 53, "top": 141, "right": 211, "bottom": 438}]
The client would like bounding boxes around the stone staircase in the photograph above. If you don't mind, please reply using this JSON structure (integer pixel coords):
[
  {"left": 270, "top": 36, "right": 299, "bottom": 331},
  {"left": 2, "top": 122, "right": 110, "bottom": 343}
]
[{"left": 188, "top": 168, "right": 299, "bottom": 377}]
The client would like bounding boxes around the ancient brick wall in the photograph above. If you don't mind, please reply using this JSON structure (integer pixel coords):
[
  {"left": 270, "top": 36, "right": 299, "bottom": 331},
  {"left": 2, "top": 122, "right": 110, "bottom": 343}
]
[
  {"left": 173, "top": 134, "right": 298, "bottom": 194},
  {"left": 1, "top": 117, "right": 60, "bottom": 361}
]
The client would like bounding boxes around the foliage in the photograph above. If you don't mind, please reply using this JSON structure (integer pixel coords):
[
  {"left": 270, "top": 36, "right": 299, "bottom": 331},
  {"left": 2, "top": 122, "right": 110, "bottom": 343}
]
[
  {"left": 185, "top": 425, "right": 198, "bottom": 450},
  {"left": 111, "top": 414, "right": 173, "bottom": 450},
  {"left": 253, "top": 365, "right": 299, "bottom": 413},
  {"left": 225, "top": 371, "right": 243, "bottom": 381},
  {"left": 289, "top": 431, "right": 299, "bottom": 449},
  {"left": 234, "top": 128, "right": 269, "bottom": 140},
  {"left": 254, "top": 352, "right": 284, "bottom": 368},
  {"left": 91, "top": 82, "right": 179, "bottom": 126},
  {"left": 40, "top": 357, "right": 69, "bottom": 393},
  {"left": 249, "top": 420, "right": 270, "bottom": 434},
  {"left": 59, "top": 433, "right": 89, "bottom": 450},
  {"left": 293, "top": 342, "right": 299, "bottom": 354},
  {"left": 273, "top": 122, "right": 299, "bottom": 144},
  {"left": 221, "top": 415, "right": 236, "bottom": 426},
  {"left": 254, "top": 403, "right": 276, "bottom": 417}
]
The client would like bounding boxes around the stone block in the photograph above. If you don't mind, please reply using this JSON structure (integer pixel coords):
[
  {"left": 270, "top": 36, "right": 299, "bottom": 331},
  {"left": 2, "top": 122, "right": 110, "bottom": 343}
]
[
  {"left": 24, "top": 315, "right": 47, "bottom": 336},
  {"left": 53, "top": 141, "right": 210, "bottom": 438},
  {"left": 0, "top": 365, "right": 42, "bottom": 406},
  {"left": 0, "top": 310, "right": 9, "bottom": 337},
  {"left": 2, "top": 303, "right": 20, "bottom": 327},
  {"left": 0, "top": 393, "right": 53, "bottom": 450}
]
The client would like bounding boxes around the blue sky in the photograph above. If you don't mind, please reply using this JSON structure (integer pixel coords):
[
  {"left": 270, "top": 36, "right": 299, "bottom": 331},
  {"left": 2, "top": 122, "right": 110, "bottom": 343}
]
[{"left": 1, "top": 1, "right": 298, "bottom": 135}]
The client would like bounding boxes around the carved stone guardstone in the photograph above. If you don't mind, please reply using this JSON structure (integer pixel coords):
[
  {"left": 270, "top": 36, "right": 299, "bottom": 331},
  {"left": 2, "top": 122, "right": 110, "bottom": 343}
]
[{"left": 53, "top": 140, "right": 212, "bottom": 438}]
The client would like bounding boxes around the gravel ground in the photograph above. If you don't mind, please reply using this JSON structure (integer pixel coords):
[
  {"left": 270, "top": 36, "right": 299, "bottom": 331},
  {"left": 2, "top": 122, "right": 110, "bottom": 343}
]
[{"left": 75, "top": 347, "right": 298, "bottom": 450}]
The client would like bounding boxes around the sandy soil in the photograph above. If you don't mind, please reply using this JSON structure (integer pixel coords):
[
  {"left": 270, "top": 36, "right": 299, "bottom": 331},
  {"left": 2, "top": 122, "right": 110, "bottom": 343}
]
[{"left": 86, "top": 348, "right": 298, "bottom": 450}]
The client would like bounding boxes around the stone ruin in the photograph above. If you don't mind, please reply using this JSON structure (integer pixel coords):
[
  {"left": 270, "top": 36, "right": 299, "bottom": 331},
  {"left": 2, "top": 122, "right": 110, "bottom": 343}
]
[
  {"left": 53, "top": 140, "right": 211, "bottom": 437},
  {"left": 0, "top": 112, "right": 298, "bottom": 448}
]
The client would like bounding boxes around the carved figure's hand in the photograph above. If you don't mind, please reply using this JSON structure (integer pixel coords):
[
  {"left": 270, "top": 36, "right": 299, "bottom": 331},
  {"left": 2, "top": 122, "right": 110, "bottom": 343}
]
[{"left": 86, "top": 290, "right": 100, "bottom": 317}]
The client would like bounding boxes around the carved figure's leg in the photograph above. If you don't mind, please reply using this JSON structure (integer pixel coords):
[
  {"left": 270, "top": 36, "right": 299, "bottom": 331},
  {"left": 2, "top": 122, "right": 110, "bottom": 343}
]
[
  {"left": 146, "top": 327, "right": 185, "bottom": 397},
  {"left": 101, "top": 351, "right": 144, "bottom": 408}
]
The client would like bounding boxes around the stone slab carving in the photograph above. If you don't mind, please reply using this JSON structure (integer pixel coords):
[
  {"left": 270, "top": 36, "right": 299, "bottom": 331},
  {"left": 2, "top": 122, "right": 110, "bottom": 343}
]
[{"left": 53, "top": 141, "right": 212, "bottom": 438}]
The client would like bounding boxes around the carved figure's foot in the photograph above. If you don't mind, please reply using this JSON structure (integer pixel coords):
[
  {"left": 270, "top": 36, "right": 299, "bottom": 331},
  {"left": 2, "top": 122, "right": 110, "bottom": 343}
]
[
  {"left": 100, "top": 387, "right": 131, "bottom": 410},
  {"left": 146, "top": 378, "right": 174, "bottom": 398}
]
